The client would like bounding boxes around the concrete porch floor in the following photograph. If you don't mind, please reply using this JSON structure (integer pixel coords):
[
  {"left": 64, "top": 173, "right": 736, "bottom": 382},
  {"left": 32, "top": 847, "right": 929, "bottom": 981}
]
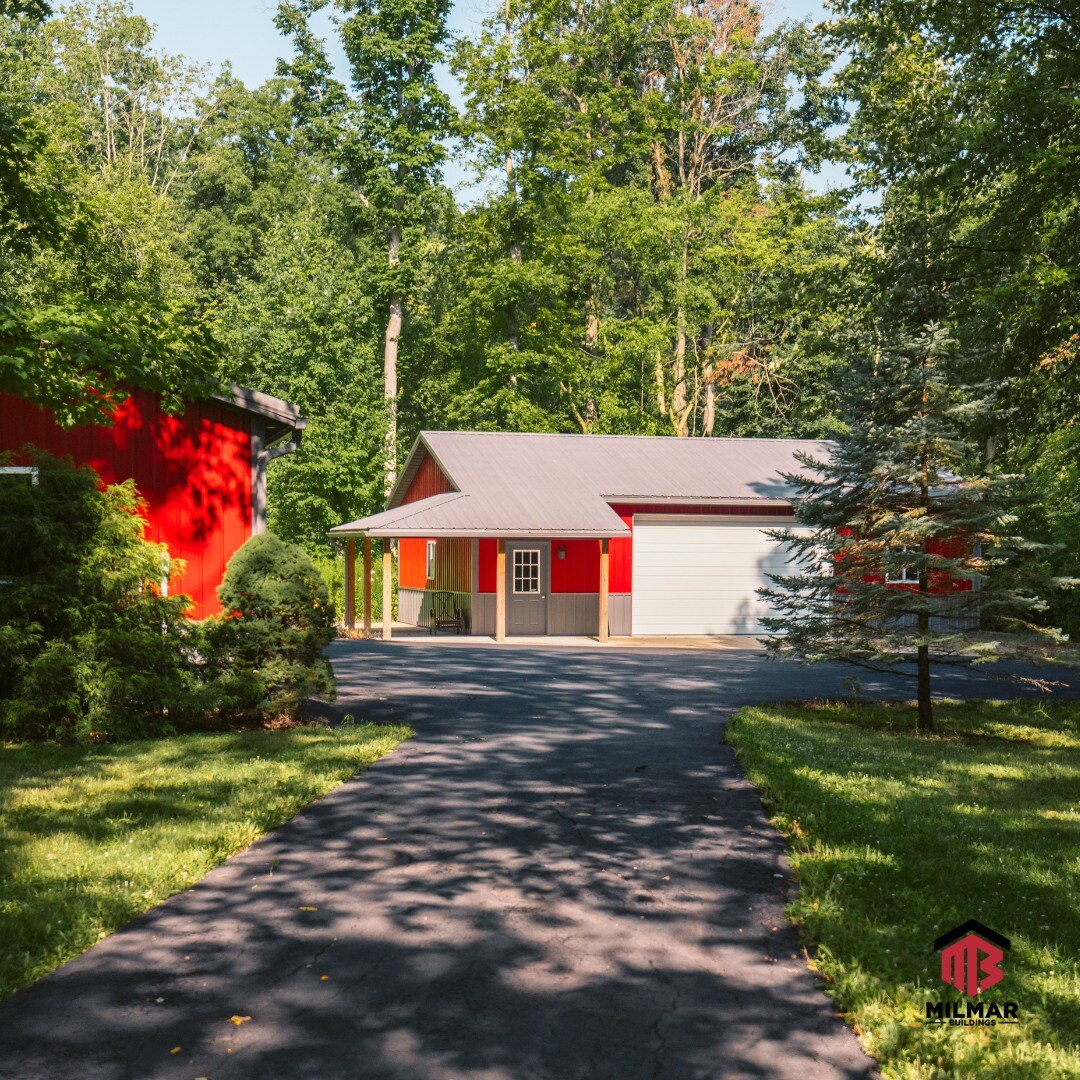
[{"left": 340, "top": 623, "right": 766, "bottom": 651}]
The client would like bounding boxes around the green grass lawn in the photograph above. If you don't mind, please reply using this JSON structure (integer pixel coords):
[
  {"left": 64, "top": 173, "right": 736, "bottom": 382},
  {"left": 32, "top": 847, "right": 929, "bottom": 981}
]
[
  {"left": 727, "top": 699, "right": 1080, "bottom": 1080},
  {"left": 0, "top": 723, "right": 410, "bottom": 1001}
]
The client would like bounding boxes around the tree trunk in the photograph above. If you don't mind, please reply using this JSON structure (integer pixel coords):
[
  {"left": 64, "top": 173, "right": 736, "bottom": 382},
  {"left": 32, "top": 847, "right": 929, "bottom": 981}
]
[
  {"left": 703, "top": 378, "right": 716, "bottom": 436},
  {"left": 506, "top": 149, "right": 521, "bottom": 358},
  {"left": 671, "top": 308, "right": 689, "bottom": 437},
  {"left": 916, "top": 641, "right": 934, "bottom": 733},
  {"left": 654, "top": 351, "right": 668, "bottom": 419},
  {"left": 916, "top": 360, "right": 934, "bottom": 733},
  {"left": 383, "top": 220, "right": 402, "bottom": 497},
  {"left": 580, "top": 288, "right": 599, "bottom": 428},
  {"left": 700, "top": 324, "right": 716, "bottom": 437},
  {"left": 671, "top": 236, "right": 691, "bottom": 437}
]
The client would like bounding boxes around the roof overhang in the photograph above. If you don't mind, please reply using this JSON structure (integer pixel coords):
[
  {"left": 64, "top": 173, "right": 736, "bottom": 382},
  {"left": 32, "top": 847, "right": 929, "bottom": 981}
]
[
  {"left": 330, "top": 526, "right": 630, "bottom": 539},
  {"left": 212, "top": 383, "right": 306, "bottom": 446},
  {"left": 602, "top": 495, "right": 795, "bottom": 506}
]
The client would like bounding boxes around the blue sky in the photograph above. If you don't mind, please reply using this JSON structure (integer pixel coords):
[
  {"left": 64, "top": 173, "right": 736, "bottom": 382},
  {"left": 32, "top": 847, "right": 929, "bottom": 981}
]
[
  {"left": 130, "top": 1, "right": 827, "bottom": 87},
  {"left": 128, "top": 0, "right": 832, "bottom": 195}
]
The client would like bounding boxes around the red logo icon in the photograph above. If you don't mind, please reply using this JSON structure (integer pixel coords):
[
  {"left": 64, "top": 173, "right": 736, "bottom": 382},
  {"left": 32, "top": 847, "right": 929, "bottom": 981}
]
[{"left": 934, "top": 920, "right": 1011, "bottom": 996}]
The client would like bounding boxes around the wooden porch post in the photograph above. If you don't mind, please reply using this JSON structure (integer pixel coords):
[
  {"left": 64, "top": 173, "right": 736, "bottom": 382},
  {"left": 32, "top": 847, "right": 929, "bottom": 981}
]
[
  {"left": 382, "top": 540, "right": 393, "bottom": 641},
  {"left": 495, "top": 539, "right": 507, "bottom": 643},
  {"left": 363, "top": 536, "right": 373, "bottom": 634},
  {"left": 598, "top": 537, "right": 610, "bottom": 642},
  {"left": 344, "top": 537, "right": 356, "bottom": 630}
]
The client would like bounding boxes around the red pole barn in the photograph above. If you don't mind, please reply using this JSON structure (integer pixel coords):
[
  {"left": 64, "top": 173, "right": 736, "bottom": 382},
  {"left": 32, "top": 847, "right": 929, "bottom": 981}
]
[
  {"left": 0, "top": 385, "right": 304, "bottom": 617},
  {"left": 331, "top": 431, "right": 821, "bottom": 640},
  {"left": 331, "top": 431, "right": 976, "bottom": 641}
]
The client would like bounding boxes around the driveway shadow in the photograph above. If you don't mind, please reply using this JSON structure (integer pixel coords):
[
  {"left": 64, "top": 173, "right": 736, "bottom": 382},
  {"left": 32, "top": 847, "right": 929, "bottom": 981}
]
[{"left": 1, "top": 643, "right": 1072, "bottom": 1079}]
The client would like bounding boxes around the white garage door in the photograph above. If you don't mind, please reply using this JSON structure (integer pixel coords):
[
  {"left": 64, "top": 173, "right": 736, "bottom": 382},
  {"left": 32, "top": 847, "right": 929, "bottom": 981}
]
[{"left": 631, "top": 515, "right": 807, "bottom": 635}]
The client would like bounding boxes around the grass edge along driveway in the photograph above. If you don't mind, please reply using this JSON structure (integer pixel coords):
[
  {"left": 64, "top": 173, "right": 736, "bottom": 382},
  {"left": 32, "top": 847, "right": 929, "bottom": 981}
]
[
  {"left": 728, "top": 699, "right": 1080, "bottom": 1080},
  {"left": 0, "top": 722, "right": 411, "bottom": 1002}
]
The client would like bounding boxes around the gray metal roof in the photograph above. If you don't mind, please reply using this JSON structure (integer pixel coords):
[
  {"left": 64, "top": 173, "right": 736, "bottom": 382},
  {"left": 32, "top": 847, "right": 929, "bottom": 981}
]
[
  {"left": 331, "top": 431, "right": 829, "bottom": 538},
  {"left": 212, "top": 383, "right": 306, "bottom": 444}
]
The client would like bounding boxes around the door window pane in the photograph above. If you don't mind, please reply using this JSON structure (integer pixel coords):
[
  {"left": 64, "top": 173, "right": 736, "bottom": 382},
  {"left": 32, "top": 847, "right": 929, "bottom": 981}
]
[{"left": 512, "top": 549, "right": 540, "bottom": 594}]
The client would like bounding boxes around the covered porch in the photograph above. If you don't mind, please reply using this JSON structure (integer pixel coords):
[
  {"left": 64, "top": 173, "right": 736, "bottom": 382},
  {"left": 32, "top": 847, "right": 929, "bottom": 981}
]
[{"left": 329, "top": 531, "right": 616, "bottom": 644}]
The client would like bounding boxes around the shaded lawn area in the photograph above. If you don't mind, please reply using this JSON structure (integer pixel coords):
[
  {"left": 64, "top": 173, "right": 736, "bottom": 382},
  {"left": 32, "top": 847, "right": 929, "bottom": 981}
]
[
  {"left": 0, "top": 723, "right": 411, "bottom": 1002},
  {"left": 728, "top": 700, "right": 1080, "bottom": 1080}
]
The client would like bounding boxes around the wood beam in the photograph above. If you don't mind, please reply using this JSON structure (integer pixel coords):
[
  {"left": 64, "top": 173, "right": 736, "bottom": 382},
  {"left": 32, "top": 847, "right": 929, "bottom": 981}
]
[
  {"left": 363, "top": 537, "right": 373, "bottom": 633},
  {"left": 344, "top": 538, "right": 356, "bottom": 630},
  {"left": 382, "top": 541, "right": 393, "bottom": 641},
  {"left": 598, "top": 537, "right": 610, "bottom": 643},
  {"left": 495, "top": 539, "right": 507, "bottom": 642}
]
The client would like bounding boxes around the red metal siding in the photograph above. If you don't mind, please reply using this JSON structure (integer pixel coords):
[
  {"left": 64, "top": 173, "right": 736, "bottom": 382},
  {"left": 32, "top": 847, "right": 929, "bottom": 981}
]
[
  {"left": 859, "top": 537, "right": 973, "bottom": 595},
  {"left": 550, "top": 540, "right": 601, "bottom": 593},
  {"left": 478, "top": 539, "right": 497, "bottom": 592},
  {"left": 0, "top": 389, "right": 252, "bottom": 618},
  {"left": 402, "top": 450, "right": 453, "bottom": 504},
  {"left": 399, "top": 538, "right": 429, "bottom": 589}
]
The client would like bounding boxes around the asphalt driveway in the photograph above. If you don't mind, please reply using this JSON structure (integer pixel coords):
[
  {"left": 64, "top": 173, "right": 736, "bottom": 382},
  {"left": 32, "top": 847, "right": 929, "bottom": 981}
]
[{"left": 1, "top": 643, "right": 1074, "bottom": 1079}]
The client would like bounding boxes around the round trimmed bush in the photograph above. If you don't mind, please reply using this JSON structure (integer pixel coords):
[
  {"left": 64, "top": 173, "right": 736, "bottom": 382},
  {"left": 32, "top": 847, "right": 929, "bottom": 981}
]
[{"left": 204, "top": 533, "right": 336, "bottom": 722}]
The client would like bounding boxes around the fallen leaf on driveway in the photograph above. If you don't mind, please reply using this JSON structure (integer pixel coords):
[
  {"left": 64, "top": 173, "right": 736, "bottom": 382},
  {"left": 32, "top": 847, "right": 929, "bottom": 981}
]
[
  {"left": 297, "top": 906, "right": 318, "bottom": 912},
  {"left": 230, "top": 1015, "right": 252, "bottom": 1026},
  {"left": 169, "top": 1047, "right": 181, "bottom": 1054}
]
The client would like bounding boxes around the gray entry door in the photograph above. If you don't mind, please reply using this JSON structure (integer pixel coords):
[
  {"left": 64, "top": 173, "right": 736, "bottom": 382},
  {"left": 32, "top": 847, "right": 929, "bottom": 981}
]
[{"left": 506, "top": 542, "right": 549, "bottom": 635}]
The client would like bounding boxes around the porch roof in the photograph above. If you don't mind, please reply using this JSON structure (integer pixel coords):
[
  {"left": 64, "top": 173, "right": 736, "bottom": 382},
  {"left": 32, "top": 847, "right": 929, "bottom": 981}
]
[
  {"left": 330, "top": 431, "right": 829, "bottom": 538},
  {"left": 329, "top": 491, "right": 630, "bottom": 539}
]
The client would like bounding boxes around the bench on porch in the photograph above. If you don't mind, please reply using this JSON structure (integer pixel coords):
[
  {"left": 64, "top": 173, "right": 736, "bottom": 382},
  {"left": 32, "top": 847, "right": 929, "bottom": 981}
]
[{"left": 429, "top": 589, "right": 467, "bottom": 635}]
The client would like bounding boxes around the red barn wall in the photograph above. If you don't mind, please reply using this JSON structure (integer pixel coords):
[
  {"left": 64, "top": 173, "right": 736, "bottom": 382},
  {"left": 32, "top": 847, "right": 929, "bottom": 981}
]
[
  {"left": 398, "top": 539, "right": 429, "bottom": 590},
  {"left": 399, "top": 537, "right": 471, "bottom": 593},
  {"left": 0, "top": 389, "right": 252, "bottom": 617},
  {"left": 402, "top": 451, "right": 453, "bottom": 504},
  {"left": 860, "top": 537, "right": 974, "bottom": 595}
]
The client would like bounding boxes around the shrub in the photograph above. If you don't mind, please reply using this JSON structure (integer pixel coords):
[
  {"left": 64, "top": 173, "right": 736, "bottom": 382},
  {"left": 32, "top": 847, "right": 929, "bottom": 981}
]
[
  {"left": 0, "top": 452, "right": 201, "bottom": 742},
  {"left": 203, "top": 533, "right": 336, "bottom": 723}
]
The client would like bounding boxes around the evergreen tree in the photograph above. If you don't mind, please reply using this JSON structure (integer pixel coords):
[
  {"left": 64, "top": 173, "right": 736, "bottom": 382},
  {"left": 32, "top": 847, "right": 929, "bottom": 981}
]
[
  {"left": 824, "top": 0, "right": 1080, "bottom": 633},
  {"left": 759, "top": 311, "right": 1066, "bottom": 733}
]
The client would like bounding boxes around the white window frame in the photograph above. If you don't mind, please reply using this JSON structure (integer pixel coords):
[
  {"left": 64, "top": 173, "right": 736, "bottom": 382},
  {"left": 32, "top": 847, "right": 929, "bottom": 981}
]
[
  {"left": 885, "top": 545, "right": 918, "bottom": 584},
  {"left": 0, "top": 465, "right": 39, "bottom": 485},
  {"left": 512, "top": 548, "right": 541, "bottom": 595},
  {"left": 426, "top": 540, "right": 436, "bottom": 580}
]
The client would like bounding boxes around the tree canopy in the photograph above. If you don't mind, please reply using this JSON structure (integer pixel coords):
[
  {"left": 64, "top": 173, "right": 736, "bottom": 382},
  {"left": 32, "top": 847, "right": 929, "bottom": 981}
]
[{"left": 1, "top": 0, "right": 1074, "bottom": 639}]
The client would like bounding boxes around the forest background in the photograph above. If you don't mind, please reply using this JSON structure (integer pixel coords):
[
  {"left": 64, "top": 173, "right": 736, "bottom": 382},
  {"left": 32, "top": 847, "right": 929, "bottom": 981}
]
[{"left": 1, "top": 0, "right": 1076, "bottom": 633}]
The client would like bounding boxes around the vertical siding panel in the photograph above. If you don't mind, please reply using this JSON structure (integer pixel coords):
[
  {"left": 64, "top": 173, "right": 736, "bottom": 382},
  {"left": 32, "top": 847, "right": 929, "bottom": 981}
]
[
  {"left": 549, "top": 539, "right": 600, "bottom": 593},
  {"left": 478, "top": 539, "right": 497, "bottom": 593},
  {"left": 0, "top": 389, "right": 264, "bottom": 617},
  {"left": 401, "top": 450, "right": 453, "bottom": 504},
  {"left": 398, "top": 539, "right": 428, "bottom": 588}
]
